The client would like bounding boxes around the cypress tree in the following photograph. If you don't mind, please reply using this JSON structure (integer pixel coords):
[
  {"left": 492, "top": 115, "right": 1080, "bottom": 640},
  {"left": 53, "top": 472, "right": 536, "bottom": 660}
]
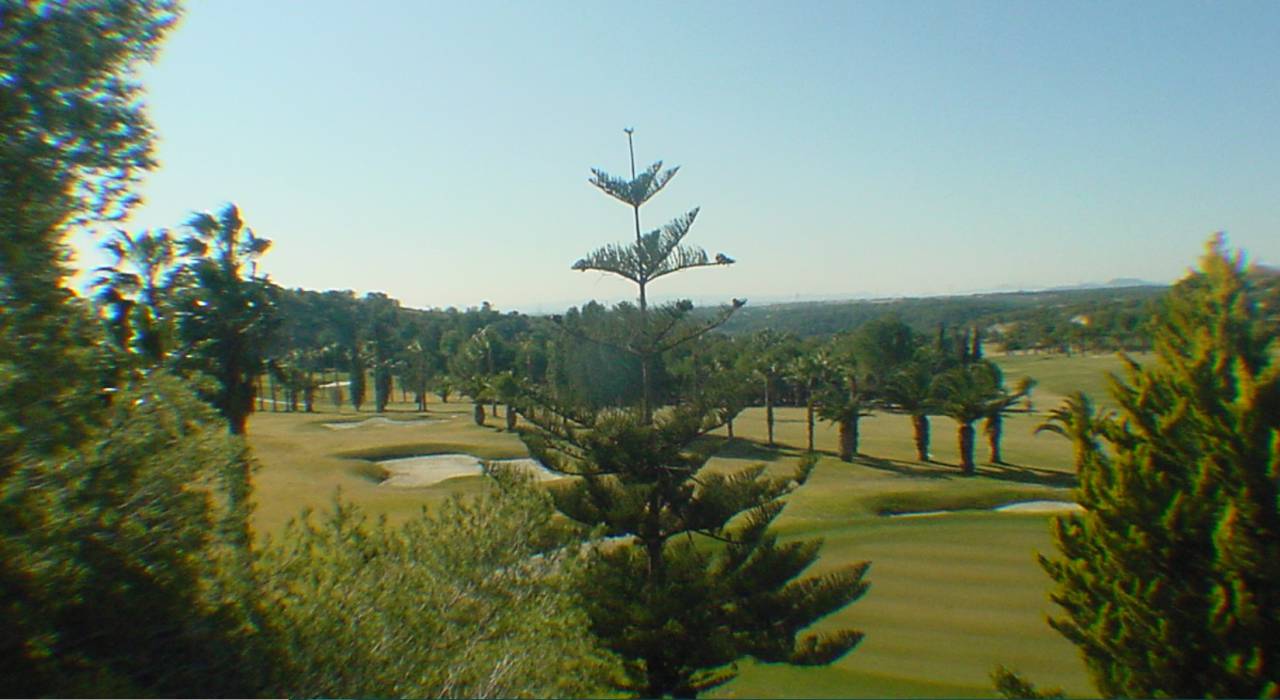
[{"left": 1039, "top": 235, "right": 1280, "bottom": 697}]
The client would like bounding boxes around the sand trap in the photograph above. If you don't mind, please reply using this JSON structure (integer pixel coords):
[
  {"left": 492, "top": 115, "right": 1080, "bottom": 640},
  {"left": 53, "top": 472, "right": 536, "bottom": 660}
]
[
  {"left": 377, "top": 454, "right": 566, "bottom": 488},
  {"left": 993, "top": 500, "right": 1084, "bottom": 514},
  {"left": 888, "top": 500, "right": 1083, "bottom": 518},
  {"left": 323, "top": 416, "right": 446, "bottom": 430},
  {"left": 889, "top": 510, "right": 952, "bottom": 519}
]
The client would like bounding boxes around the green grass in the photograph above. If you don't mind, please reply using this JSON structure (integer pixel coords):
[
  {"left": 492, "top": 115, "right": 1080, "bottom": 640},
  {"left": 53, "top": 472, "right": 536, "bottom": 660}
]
[
  {"left": 246, "top": 352, "right": 1113, "bottom": 697},
  {"left": 992, "top": 351, "right": 1153, "bottom": 410}
]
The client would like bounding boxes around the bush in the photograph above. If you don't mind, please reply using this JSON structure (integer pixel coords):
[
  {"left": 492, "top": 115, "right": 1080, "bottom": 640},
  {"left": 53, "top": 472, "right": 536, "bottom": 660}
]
[{"left": 258, "top": 467, "right": 617, "bottom": 698}]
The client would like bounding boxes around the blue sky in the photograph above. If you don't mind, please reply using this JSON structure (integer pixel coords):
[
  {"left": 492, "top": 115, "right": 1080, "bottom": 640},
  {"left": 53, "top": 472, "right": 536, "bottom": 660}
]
[{"left": 70, "top": 0, "right": 1280, "bottom": 312}]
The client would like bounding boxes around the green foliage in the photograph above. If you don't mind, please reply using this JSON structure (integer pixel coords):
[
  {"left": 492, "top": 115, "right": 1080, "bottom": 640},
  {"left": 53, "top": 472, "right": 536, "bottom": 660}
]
[
  {"left": 991, "top": 666, "right": 1065, "bottom": 699},
  {"left": 258, "top": 469, "right": 616, "bottom": 698},
  {"left": 0, "top": 373, "right": 269, "bottom": 696},
  {"left": 1040, "top": 236, "right": 1280, "bottom": 698},
  {"left": 1, "top": 0, "right": 178, "bottom": 467}
]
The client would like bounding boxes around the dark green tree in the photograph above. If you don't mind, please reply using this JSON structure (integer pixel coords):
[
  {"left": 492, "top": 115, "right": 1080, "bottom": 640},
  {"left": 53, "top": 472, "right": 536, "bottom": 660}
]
[
  {"left": 365, "top": 293, "right": 400, "bottom": 412},
  {"left": 1039, "top": 237, "right": 1280, "bottom": 698}
]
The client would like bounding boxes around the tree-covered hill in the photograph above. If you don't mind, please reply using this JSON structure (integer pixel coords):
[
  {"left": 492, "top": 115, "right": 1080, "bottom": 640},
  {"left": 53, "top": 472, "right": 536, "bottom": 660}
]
[{"left": 715, "top": 285, "right": 1169, "bottom": 350}]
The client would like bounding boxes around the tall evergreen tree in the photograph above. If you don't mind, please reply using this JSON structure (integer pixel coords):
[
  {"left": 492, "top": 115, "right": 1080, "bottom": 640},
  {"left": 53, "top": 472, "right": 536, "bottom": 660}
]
[
  {"left": 570, "top": 128, "right": 740, "bottom": 424},
  {"left": 522, "top": 132, "right": 868, "bottom": 697},
  {"left": 1039, "top": 236, "right": 1280, "bottom": 697}
]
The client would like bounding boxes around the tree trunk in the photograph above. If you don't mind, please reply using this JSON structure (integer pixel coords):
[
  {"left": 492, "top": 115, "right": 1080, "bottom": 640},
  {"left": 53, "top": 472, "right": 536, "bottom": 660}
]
[
  {"left": 987, "top": 413, "right": 1004, "bottom": 464},
  {"left": 491, "top": 400, "right": 498, "bottom": 417},
  {"left": 473, "top": 401, "right": 485, "bottom": 426},
  {"left": 959, "top": 423, "right": 976, "bottom": 475},
  {"left": 912, "top": 413, "right": 930, "bottom": 462},
  {"left": 806, "top": 400, "right": 815, "bottom": 452},
  {"left": 727, "top": 417, "right": 735, "bottom": 439},
  {"left": 765, "top": 375, "right": 775, "bottom": 446},
  {"left": 505, "top": 405, "right": 517, "bottom": 431},
  {"left": 838, "top": 417, "right": 854, "bottom": 462}
]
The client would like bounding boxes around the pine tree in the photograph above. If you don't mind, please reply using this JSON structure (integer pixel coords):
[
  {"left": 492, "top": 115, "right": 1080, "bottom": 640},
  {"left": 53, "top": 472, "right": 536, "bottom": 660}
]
[
  {"left": 521, "top": 131, "right": 869, "bottom": 697},
  {"left": 1039, "top": 235, "right": 1280, "bottom": 697}
]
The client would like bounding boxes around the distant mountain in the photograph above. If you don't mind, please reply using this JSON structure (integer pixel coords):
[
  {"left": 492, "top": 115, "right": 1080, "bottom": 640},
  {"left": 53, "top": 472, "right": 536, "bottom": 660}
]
[{"left": 1046, "top": 277, "right": 1160, "bottom": 291}]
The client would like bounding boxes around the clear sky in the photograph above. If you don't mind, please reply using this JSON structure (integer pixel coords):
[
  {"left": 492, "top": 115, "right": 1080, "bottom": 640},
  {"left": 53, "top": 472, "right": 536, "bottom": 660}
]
[{"left": 69, "top": 0, "right": 1280, "bottom": 312}]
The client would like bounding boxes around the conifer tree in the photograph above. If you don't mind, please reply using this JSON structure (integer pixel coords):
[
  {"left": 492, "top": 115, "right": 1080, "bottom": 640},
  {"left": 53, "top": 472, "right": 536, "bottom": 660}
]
[
  {"left": 521, "top": 131, "right": 869, "bottom": 697},
  {"left": 1039, "top": 236, "right": 1280, "bottom": 697}
]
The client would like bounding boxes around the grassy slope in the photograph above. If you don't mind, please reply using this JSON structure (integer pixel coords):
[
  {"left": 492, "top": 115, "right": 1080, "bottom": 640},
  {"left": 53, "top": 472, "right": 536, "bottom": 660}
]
[{"left": 247, "top": 353, "right": 1107, "bottom": 697}]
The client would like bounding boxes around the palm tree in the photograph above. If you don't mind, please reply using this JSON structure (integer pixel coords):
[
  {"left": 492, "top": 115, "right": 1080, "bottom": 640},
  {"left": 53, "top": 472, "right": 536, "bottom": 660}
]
[
  {"left": 931, "top": 361, "right": 1003, "bottom": 475},
  {"left": 881, "top": 360, "right": 936, "bottom": 462},
  {"left": 92, "top": 228, "right": 177, "bottom": 364},
  {"left": 787, "top": 350, "right": 832, "bottom": 452},
  {"left": 175, "top": 204, "right": 276, "bottom": 435},
  {"left": 490, "top": 371, "right": 523, "bottom": 431},
  {"left": 744, "top": 330, "right": 796, "bottom": 447},
  {"left": 982, "top": 375, "right": 1035, "bottom": 464},
  {"left": 1035, "top": 390, "right": 1113, "bottom": 472},
  {"left": 818, "top": 352, "right": 873, "bottom": 463}
]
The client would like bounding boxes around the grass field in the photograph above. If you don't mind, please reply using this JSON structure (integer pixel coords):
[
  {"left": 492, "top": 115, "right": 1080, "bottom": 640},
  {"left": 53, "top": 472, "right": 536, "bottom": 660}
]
[{"left": 246, "top": 353, "right": 1111, "bottom": 697}]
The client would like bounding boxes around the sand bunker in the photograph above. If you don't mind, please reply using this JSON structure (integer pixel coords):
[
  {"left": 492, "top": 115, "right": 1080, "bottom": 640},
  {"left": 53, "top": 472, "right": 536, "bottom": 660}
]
[
  {"left": 323, "top": 416, "right": 446, "bottom": 430},
  {"left": 993, "top": 500, "right": 1084, "bottom": 514},
  {"left": 888, "top": 500, "right": 1083, "bottom": 518},
  {"left": 377, "top": 454, "right": 565, "bottom": 488}
]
